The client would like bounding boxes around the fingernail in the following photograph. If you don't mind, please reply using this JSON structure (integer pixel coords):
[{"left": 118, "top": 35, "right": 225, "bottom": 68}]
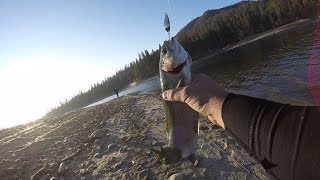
[{"left": 162, "top": 92, "right": 167, "bottom": 99}]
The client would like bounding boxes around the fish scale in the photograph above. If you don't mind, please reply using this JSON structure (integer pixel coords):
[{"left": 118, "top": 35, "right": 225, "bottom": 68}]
[
  {"left": 161, "top": 69, "right": 199, "bottom": 158},
  {"left": 166, "top": 101, "right": 199, "bottom": 148}
]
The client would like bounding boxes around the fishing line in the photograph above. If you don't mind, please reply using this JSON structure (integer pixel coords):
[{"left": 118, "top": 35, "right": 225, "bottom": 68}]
[
  {"left": 167, "top": 0, "right": 172, "bottom": 14},
  {"left": 200, "top": 131, "right": 262, "bottom": 180},
  {"left": 164, "top": 0, "right": 172, "bottom": 39}
]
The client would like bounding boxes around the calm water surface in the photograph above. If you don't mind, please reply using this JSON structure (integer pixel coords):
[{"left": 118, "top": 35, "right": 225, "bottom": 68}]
[
  {"left": 89, "top": 20, "right": 320, "bottom": 107},
  {"left": 193, "top": 20, "right": 320, "bottom": 105}
]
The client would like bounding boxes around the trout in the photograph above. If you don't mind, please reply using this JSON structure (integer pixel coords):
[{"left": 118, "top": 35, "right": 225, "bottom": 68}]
[{"left": 151, "top": 37, "right": 199, "bottom": 164}]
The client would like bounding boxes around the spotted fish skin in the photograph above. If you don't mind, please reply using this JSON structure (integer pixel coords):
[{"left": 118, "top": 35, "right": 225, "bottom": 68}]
[{"left": 157, "top": 37, "right": 199, "bottom": 163}]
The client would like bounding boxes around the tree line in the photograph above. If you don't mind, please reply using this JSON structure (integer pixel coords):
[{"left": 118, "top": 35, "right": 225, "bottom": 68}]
[
  {"left": 177, "top": 0, "right": 318, "bottom": 58},
  {"left": 45, "top": 48, "right": 161, "bottom": 117},
  {"left": 45, "top": 0, "right": 318, "bottom": 117}
]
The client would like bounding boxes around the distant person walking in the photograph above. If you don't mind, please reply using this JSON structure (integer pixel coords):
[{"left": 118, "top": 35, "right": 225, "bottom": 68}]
[{"left": 114, "top": 88, "right": 119, "bottom": 98}]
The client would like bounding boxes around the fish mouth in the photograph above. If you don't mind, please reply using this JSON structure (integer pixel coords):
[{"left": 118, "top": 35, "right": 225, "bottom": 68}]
[{"left": 166, "top": 61, "right": 187, "bottom": 75}]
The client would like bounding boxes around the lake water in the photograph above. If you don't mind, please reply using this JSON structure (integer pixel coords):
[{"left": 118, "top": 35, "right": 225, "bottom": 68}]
[
  {"left": 85, "top": 76, "right": 160, "bottom": 108},
  {"left": 88, "top": 20, "right": 320, "bottom": 107}
]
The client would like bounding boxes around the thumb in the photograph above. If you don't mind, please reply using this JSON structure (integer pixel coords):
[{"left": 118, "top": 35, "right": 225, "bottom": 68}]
[
  {"left": 162, "top": 87, "right": 186, "bottom": 102},
  {"left": 207, "top": 115, "right": 218, "bottom": 125}
]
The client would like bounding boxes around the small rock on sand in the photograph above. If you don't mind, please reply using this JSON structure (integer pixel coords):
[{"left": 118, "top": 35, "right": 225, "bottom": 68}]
[
  {"left": 152, "top": 140, "right": 157, "bottom": 145},
  {"left": 89, "top": 129, "right": 106, "bottom": 140},
  {"left": 94, "top": 153, "right": 102, "bottom": 158},
  {"left": 107, "top": 143, "right": 116, "bottom": 150},
  {"left": 94, "top": 139, "right": 101, "bottom": 145},
  {"left": 50, "top": 177, "right": 58, "bottom": 180},
  {"left": 92, "top": 145, "right": 101, "bottom": 153},
  {"left": 168, "top": 173, "right": 186, "bottom": 180},
  {"left": 194, "top": 159, "right": 200, "bottom": 167},
  {"left": 49, "top": 163, "right": 58, "bottom": 171},
  {"left": 58, "top": 162, "right": 66, "bottom": 174}
]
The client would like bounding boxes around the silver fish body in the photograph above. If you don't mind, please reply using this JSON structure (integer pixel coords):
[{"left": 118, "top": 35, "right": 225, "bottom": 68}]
[{"left": 155, "top": 37, "right": 199, "bottom": 164}]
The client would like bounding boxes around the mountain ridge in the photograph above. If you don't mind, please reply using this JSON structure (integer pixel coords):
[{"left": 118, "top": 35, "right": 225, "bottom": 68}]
[{"left": 177, "top": 1, "right": 255, "bottom": 36}]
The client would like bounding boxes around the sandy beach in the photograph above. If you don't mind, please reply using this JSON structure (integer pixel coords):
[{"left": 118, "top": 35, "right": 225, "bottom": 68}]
[
  {"left": 1, "top": 18, "right": 312, "bottom": 180},
  {"left": 0, "top": 89, "right": 271, "bottom": 179}
]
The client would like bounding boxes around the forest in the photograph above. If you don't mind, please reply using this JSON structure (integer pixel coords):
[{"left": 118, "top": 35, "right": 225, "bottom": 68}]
[{"left": 46, "top": 0, "right": 318, "bottom": 117}]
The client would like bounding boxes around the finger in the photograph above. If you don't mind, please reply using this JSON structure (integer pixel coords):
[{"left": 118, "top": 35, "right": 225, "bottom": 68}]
[{"left": 162, "top": 87, "right": 186, "bottom": 102}]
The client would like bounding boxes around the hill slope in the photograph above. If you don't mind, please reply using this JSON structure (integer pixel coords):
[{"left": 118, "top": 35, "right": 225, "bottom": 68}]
[{"left": 178, "top": 1, "right": 253, "bottom": 36}]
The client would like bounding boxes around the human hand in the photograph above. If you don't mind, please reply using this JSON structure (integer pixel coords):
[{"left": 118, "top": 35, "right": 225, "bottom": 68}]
[{"left": 161, "top": 74, "right": 228, "bottom": 128}]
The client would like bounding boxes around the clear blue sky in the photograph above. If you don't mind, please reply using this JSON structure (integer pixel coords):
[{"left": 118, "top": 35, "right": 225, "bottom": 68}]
[{"left": 0, "top": 0, "right": 242, "bottom": 128}]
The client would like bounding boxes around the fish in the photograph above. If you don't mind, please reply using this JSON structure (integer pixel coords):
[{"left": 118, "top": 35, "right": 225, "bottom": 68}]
[{"left": 151, "top": 37, "right": 199, "bottom": 164}]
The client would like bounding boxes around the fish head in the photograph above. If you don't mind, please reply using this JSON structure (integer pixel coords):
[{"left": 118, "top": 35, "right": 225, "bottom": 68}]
[
  {"left": 150, "top": 146, "right": 182, "bottom": 164},
  {"left": 159, "top": 37, "right": 192, "bottom": 86}
]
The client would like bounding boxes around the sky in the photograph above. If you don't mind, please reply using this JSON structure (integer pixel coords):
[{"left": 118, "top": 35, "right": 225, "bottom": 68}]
[{"left": 0, "top": 0, "right": 242, "bottom": 129}]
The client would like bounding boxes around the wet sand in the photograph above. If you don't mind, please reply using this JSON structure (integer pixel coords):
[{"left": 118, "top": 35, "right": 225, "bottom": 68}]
[{"left": 0, "top": 90, "right": 271, "bottom": 179}]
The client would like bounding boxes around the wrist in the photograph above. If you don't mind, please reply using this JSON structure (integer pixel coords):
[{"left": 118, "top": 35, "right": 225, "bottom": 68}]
[{"left": 208, "top": 92, "right": 229, "bottom": 129}]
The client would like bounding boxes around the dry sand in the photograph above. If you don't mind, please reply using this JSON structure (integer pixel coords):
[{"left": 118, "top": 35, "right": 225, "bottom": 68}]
[{"left": 0, "top": 90, "right": 272, "bottom": 180}]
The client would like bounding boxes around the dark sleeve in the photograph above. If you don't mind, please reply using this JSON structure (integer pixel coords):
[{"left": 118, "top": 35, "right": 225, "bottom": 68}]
[{"left": 222, "top": 93, "right": 320, "bottom": 180}]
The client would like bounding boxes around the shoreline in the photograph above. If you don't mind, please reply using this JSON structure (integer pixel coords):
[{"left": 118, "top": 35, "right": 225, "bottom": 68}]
[
  {"left": 121, "top": 18, "right": 315, "bottom": 93},
  {"left": 193, "top": 18, "right": 315, "bottom": 65}
]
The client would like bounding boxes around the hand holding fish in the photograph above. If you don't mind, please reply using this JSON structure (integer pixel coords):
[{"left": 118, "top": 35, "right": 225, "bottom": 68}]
[{"left": 162, "top": 74, "right": 228, "bottom": 128}]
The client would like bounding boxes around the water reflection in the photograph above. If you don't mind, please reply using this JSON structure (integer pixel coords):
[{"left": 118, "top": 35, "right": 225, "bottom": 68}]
[
  {"left": 192, "top": 21, "right": 317, "bottom": 105},
  {"left": 88, "top": 20, "right": 319, "bottom": 108}
]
